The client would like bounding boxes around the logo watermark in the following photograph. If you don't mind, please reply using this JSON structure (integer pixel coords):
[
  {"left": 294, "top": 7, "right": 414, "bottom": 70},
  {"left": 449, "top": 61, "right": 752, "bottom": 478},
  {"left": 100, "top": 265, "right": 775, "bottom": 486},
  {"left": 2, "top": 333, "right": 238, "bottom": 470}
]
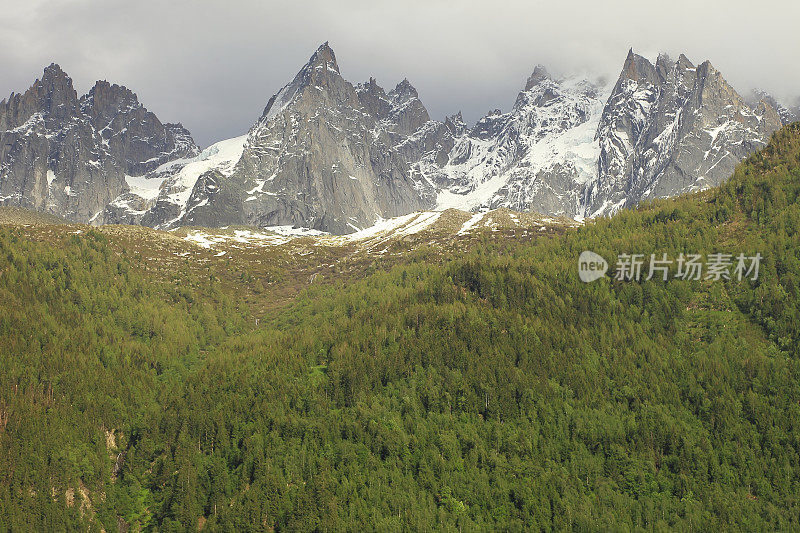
[
  {"left": 578, "top": 251, "right": 609, "bottom": 283},
  {"left": 578, "top": 251, "right": 761, "bottom": 283}
]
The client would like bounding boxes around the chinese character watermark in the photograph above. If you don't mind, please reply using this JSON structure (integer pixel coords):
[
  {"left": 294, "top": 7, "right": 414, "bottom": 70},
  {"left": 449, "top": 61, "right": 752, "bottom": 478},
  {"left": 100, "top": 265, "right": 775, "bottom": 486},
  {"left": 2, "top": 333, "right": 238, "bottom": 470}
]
[{"left": 578, "top": 251, "right": 761, "bottom": 283}]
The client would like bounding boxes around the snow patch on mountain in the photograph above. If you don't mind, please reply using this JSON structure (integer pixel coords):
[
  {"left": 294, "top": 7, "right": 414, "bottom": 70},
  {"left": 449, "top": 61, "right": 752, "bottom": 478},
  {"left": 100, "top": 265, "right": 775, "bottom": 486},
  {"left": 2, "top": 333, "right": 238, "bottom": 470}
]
[
  {"left": 160, "top": 135, "right": 247, "bottom": 208},
  {"left": 125, "top": 174, "right": 167, "bottom": 201},
  {"left": 185, "top": 228, "right": 291, "bottom": 248}
]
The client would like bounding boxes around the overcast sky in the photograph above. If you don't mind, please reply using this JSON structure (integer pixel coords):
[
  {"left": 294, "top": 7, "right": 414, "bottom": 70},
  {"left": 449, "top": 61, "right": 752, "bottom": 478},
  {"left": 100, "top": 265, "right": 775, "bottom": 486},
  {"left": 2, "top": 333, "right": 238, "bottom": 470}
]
[{"left": 2, "top": 0, "right": 798, "bottom": 147}]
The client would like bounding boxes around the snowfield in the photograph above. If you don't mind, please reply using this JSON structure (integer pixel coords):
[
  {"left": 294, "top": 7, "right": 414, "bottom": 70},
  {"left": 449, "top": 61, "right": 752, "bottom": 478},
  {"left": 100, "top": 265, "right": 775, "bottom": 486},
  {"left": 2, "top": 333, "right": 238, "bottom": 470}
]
[
  {"left": 160, "top": 135, "right": 248, "bottom": 210},
  {"left": 180, "top": 208, "right": 579, "bottom": 251}
]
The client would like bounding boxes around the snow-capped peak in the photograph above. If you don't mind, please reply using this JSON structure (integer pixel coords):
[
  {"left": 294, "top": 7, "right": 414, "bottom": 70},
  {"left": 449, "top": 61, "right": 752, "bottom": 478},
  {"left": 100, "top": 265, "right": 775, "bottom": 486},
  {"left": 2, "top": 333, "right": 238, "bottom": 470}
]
[{"left": 421, "top": 69, "right": 611, "bottom": 215}]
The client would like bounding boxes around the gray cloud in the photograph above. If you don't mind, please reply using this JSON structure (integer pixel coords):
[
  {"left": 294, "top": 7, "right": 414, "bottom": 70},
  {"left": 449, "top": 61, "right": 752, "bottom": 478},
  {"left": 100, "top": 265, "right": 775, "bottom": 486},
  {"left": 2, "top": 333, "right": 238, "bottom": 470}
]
[{"left": 2, "top": 0, "right": 798, "bottom": 147}]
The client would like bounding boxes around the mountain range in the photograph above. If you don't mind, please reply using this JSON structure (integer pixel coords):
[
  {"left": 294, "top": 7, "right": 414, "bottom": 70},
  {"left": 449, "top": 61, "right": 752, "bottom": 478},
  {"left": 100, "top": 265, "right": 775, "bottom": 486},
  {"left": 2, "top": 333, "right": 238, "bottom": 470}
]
[{"left": 1, "top": 44, "right": 795, "bottom": 234}]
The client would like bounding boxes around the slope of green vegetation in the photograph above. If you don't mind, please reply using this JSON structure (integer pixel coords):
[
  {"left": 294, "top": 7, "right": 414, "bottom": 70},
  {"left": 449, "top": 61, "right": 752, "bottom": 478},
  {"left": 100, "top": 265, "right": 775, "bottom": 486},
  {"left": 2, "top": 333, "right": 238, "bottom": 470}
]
[{"left": 1, "top": 123, "right": 799, "bottom": 531}]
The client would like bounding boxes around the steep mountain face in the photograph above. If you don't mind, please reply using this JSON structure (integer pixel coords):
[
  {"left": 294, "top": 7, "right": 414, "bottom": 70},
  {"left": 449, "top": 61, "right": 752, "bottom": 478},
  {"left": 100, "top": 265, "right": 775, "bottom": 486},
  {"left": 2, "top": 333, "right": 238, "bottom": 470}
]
[
  {"left": 0, "top": 65, "right": 199, "bottom": 223},
  {"left": 582, "top": 51, "right": 782, "bottom": 216},
  {"left": 174, "top": 43, "right": 446, "bottom": 233}
]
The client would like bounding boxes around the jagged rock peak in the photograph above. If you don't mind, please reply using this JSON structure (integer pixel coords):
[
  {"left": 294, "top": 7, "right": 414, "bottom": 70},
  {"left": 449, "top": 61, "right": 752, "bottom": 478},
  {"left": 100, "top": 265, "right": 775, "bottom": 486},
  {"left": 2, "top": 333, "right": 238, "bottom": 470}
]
[
  {"left": 1, "top": 64, "right": 72, "bottom": 108},
  {"left": 365, "top": 76, "right": 381, "bottom": 90},
  {"left": 524, "top": 65, "right": 552, "bottom": 90},
  {"left": 655, "top": 53, "right": 673, "bottom": 78},
  {"left": 41, "top": 62, "right": 70, "bottom": 81},
  {"left": 618, "top": 49, "right": 659, "bottom": 86},
  {"left": 22, "top": 63, "right": 80, "bottom": 122},
  {"left": 615, "top": 50, "right": 708, "bottom": 89},
  {"left": 82, "top": 80, "right": 142, "bottom": 115},
  {"left": 36, "top": 63, "right": 77, "bottom": 96},
  {"left": 696, "top": 59, "right": 718, "bottom": 76},
  {"left": 677, "top": 53, "right": 695, "bottom": 70},
  {"left": 257, "top": 42, "right": 344, "bottom": 124},
  {"left": 589, "top": 47, "right": 784, "bottom": 220},
  {"left": 356, "top": 77, "right": 389, "bottom": 101},
  {"left": 308, "top": 41, "right": 339, "bottom": 73},
  {"left": 390, "top": 78, "right": 418, "bottom": 100},
  {"left": 86, "top": 80, "right": 139, "bottom": 101},
  {"left": 357, "top": 76, "right": 383, "bottom": 93},
  {"left": 656, "top": 52, "right": 672, "bottom": 65},
  {"left": 444, "top": 111, "right": 466, "bottom": 135}
]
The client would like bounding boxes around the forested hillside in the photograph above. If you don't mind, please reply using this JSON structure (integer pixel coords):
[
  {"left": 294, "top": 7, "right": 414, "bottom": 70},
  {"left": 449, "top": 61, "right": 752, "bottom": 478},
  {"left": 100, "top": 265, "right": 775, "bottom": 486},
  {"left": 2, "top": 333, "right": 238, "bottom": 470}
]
[{"left": 1, "top": 124, "right": 800, "bottom": 531}]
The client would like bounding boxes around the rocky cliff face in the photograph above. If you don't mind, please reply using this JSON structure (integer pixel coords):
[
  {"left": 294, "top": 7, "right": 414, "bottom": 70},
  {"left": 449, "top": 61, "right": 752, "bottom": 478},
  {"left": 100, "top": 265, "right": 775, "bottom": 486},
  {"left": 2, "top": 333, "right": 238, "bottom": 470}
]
[
  {"left": 0, "top": 64, "right": 199, "bottom": 223},
  {"left": 176, "top": 43, "right": 445, "bottom": 233},
  {"left": 582, "top": 51, "right": 782, "bottom": 216}
]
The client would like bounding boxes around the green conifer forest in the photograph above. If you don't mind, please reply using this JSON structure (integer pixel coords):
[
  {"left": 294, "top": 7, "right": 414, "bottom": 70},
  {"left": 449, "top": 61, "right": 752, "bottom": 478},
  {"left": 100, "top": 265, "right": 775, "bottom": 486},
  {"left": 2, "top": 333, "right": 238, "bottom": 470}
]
[{"left": 1, "top": 124, "right": 800, "bottom": 530}]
